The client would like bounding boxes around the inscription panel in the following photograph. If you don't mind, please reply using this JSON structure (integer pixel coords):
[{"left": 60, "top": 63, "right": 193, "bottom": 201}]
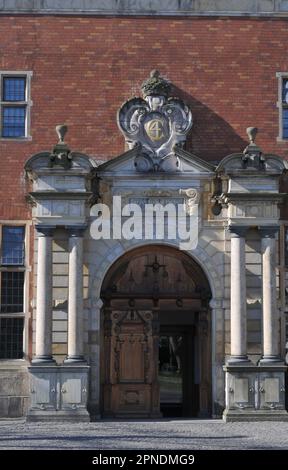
[
  {"left": 264, "top": 378, "right": 280, "bottom": 403},
  {"left": 234, "top": 378, "right": 249, "bottom": 403},
  {"left": 62, "top": 378, "right": 82, "bottom": 404}
]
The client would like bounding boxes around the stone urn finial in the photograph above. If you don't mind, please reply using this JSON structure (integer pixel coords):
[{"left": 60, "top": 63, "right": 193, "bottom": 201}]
[
  {"left": 50, "top": 124, "right": 72, "bottom": 169},
  {"left": 246, "top": 127, "right": 258, "bottom": 145},
  {"left": 56, "top": 124, "right": 68, "bottom": 144},
  {"left": 242, "top": 126, "right": 265, "bottom": 170}
]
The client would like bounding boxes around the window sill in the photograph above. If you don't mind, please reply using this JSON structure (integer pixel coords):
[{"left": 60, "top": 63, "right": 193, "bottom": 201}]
[
  {"left": 0, "top": 359, "right": 29, "bottom": 369},
  {"left": 0, "top": 136, "right": 32, "bottom": 142},
  {"left": 277, "top": 137, "right": 288, "bottom": 143}
]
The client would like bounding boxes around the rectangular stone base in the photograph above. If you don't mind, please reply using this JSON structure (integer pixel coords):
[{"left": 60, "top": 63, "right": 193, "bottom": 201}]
[
  {"left": 223, "top": 363, "right": 288, "bottom": 422},
  {"left": 27, "top": 364, "right": 90, "bottom": 422},
  {"left": 223, "top": 409, "right": 288, "bottom": 422},
  {"left": 26, "top": 409, "right": 90, "bottom": 422}
]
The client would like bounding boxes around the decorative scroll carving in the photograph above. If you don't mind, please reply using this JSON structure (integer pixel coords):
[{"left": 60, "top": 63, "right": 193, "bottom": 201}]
[{"left": 179, "top": 188, "right": 199, "bottom": 215}]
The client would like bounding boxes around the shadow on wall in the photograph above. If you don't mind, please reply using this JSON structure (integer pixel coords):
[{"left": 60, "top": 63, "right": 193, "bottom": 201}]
[{"left": 172, "top": 86, "right": 247, "bottom": 162}]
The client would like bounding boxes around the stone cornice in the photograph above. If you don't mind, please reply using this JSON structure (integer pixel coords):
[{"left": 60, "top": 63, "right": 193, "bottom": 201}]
[
  {"left": 223, "top": 192, "right": 286, "bottom": 202},
  {"left": 1, "top": 0, "right": 288, "bottom": 17},
  {"left": 29, "top": 191, "right": 92, "bottom": 200},
  {"left": 223, "top": 364, "right": 287, "bottom": 372}
]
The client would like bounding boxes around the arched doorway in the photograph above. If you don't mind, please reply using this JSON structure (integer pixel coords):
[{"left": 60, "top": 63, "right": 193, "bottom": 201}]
[{"left": 100, "top": 245, "right": 212, "bottom": 418}]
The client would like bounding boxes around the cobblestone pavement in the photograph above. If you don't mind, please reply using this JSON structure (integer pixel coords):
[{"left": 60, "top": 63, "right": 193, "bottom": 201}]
[{"left": 0, "top": 419, "right": 288, "bottom": 450}]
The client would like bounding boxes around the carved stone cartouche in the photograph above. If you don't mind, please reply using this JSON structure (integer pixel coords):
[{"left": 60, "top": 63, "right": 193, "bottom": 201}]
[{"left": 117, "top": 71, "right": 193, "bottom": 172}]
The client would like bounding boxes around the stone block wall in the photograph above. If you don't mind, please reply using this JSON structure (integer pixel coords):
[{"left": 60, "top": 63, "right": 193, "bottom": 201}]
[{"left": 0, "top": 364, "right": 30, "bottom": 418}]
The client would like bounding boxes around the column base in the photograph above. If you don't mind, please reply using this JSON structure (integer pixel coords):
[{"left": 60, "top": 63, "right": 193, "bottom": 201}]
[
  {"left": 259, "top": 356, "right": 284, "bottom": 365},
  {"left": 63, "top": 356, "right": 87, "bottom": 364},
  {"left": 31, "top": 356, "right": 56, "bottom": 365},
  {"left": 227, "top": 355, "right": 251, "bottom": 365}
]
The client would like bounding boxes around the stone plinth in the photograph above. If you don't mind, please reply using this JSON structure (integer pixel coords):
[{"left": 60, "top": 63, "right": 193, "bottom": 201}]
[
  {"left": 27, "top": 365, "right": 90, "bottom": 422},
  {"left": 223, "top": 364, "right": 288, "bottom": 422}
]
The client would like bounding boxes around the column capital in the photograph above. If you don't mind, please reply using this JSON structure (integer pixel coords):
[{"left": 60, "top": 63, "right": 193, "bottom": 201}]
[
  {"left": 228, "top": 225, "right": 248, "bottom": 238},
  {"left": 258, "top": 226, "right": 279, "bottom": 238},
  {"left": 66, "top": 224, "right": 87, "bottom": 237},
  {"left": 35, "top": 225, "right": 55, "bottom": 237}
]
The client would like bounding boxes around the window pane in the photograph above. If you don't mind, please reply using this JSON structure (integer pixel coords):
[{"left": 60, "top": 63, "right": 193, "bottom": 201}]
[
  {"left": 2, "top": 77, "right": 26, "bottom": 101},
  {"left": 2, "top": 106, "right": 26, "bottom": 138},
  {"left": 0, "top": 271, "right": 24, "bottom": 313},
  {"left": 285, "top": 228, "right": 288, "bottom": 267},
  {"left": 283, "top": 108, "right": 288, "bottom": 139},
  {"left": 0, "top": 317, "right": 24, "bottom": 359},
  {"left": 1, "top": 226, "right": 25, "bottom": 265}
]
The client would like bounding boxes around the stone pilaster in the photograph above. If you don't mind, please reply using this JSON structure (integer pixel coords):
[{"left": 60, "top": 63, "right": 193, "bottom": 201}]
[
  {"left": 259, "top": 227, "right": 281, "bottom": 364},
  {"left": 227, "top": 226, "right": 250, "bottom": 364},
  {"left": 64, "top": 225, "right": 87, "bottom": 364},
  {"left": 32, "top": 225, "right": 55, "bottom": 364}
]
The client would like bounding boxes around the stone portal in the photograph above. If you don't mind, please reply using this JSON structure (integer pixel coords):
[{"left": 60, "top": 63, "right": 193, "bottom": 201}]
[{"left": 100, "top": 245, "right": 212, "bottom": 418}]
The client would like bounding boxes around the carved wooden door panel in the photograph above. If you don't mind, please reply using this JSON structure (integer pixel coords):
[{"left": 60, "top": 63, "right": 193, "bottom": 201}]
[{"left": 103, "top": 309, "right": 160, "bottom": 418}]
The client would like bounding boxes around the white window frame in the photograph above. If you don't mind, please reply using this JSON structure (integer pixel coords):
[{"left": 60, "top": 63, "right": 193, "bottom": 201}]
[
  {"left": 0, "top": 71, "right": 33, "bottom": 141},
  {"left": 276, "top": 72, "right": 288, "bottom": 141},
  {"left": 0, "top": 221, "right": 31, "bottom": 361}
]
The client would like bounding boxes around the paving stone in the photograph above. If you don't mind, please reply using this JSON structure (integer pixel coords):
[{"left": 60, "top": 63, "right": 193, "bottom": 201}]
[{"left": 0, "top": 420, "right": 287, "bottom": 450}]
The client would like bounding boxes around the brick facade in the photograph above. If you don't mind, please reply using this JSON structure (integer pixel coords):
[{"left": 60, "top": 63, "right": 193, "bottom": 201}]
[
  {"left": 1, "top": 11, "right": 288, "bottom": 421},
  {"left": 1, "top": 16, "right": 288, "bottom": 219}
]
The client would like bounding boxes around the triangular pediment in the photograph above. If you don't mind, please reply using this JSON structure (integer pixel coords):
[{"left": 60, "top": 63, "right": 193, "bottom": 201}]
[
  {"left": 97, "top": 147, "right": 140, "bottom": 174},
  {"left": 174, "top": 147, "right": 215, "bottom": 174},
  {"left": 97, "top": 146, "right": 215, "bottom": 176}
]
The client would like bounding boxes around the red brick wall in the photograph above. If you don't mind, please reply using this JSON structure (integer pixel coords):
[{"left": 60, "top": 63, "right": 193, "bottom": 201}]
[{"left": 1, "top": 15, "right": 288, "bottom": 219}]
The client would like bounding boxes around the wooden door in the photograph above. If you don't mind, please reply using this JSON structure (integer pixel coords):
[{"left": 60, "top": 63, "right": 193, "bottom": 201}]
[{"left": 102, "top": 309, "right": 160, "bottom": 418}]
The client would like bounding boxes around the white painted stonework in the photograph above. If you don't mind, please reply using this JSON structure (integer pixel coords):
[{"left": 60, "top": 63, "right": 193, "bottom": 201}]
[{"left": 21, "top": 132, "right": 288, "bottom": 422}]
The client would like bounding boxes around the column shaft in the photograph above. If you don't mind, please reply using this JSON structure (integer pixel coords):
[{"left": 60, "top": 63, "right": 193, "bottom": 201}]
[
  {"left": 32, "top": 226, "right": 55, "bottom": 364},
  {"left": 260, "top": 228, "right": 280, "bottom": 362},
  {"left": 228, "top": 227, "right": 249, "bottom": 363},
  {"left": 65, "top": 226, "right": 86, "bottom": 363}
]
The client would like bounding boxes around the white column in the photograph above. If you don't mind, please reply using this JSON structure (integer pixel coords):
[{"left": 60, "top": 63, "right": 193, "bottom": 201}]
[
  {"left": 260, "top": 227, "right": 281, "bottom": 363},
  {"left": 32, "top": 225, "right": 55, "bottom": 364},
  {"left": 228, "top": 226, "right": 249, "bottom": 363},
  {"left": 65, "top": 225, "right": 86, "bottom": 363}
]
